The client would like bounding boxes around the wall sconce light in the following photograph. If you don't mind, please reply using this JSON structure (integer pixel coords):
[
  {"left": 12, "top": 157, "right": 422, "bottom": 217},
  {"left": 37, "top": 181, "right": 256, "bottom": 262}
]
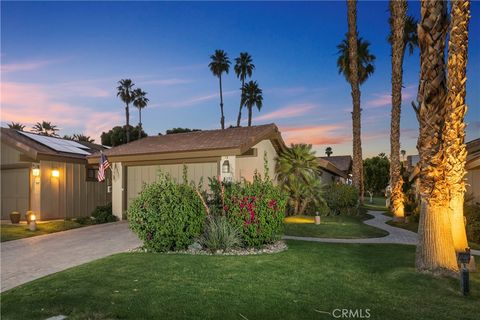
[
  {"left": 32, "top": 168, "right": 40, "bottom": 177},
  {"left": 51, "top": 169, "right": 60, "bottom": 178},
  {"left": 29, "top": 214, "right": 37, "bottom": 231},
  {"left": 222, "top": 160, "right": 230, "bottom": 174}
]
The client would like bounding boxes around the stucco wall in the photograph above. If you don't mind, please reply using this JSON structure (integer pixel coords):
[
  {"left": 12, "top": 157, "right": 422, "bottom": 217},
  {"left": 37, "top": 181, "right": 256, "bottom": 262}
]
[
  {"left": 1, "top": 143, "right": 29, "bottom": 165},
  {"left": 466, "top": 168, "right": 480, "bottom": 204},
  {"left": 235, "top": 140, "right": 278, "bottom": 183}
]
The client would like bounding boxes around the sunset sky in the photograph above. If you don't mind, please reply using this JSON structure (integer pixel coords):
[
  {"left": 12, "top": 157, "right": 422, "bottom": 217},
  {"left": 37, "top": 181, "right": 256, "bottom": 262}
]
[{"left": 1, "top": 1, "right": 479, "bottom": 158}]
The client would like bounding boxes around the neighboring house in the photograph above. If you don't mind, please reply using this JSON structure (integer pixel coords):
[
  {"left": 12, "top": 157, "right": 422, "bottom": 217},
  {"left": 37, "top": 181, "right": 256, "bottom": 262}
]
[
  {"left": 466, "top": 138, "right": 480, "bottom": 204},
  {"left": 317, "top": 157, "right": 348, "bottom": 184},
  {"left": 1, "top": 128, "right": 109, "bottom": 220},
  {"left": 408, "top": 138, "right": 480, "bottom": 204},
  {"left": 319, "top": 155, "right": 352, "bottom": 183},
  {"left": 406, "top": 155, "right": 420, "bottom": 173},
  {"left": 87, "top": 124, "right": 287, "bottom": 220}
]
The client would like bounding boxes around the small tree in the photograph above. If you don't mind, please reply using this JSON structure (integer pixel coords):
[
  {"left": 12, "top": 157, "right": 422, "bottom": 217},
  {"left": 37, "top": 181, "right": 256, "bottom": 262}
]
[{"left": 363, "top": 153, "right": 390, "bottom": 202}]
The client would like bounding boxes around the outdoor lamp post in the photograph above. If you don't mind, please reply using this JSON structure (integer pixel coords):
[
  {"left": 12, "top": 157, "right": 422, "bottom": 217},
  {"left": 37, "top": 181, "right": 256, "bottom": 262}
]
[
  {"left": 315, "top": 211, "right": 321, "bottom": 225},
  {"left": 29, "top": 214, "right": 37, "bottom": 231},
  {"left": 457, "top": 248, "right": 471, "bottom": 296}
]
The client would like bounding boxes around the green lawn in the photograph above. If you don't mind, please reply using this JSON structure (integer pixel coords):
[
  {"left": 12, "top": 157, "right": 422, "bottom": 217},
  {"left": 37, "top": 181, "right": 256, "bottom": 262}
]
[
  {"left": 1, "top": 220, "right": 86, "bottom": 242},
  {"left": 361, "top": 196, "right": 388, "bottom": 211},
  {"left": 284, "top": 213, "right": 389, "bottom": 238},
  {"left": 1, "top": 241, "right": 478, "bottom": 320}
]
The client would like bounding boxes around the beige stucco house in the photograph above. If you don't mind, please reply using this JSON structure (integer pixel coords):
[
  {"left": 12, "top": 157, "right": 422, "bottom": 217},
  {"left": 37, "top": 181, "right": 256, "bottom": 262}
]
[
  {"left": 87, "top": 124, "right": 287, "bottom": 220},
  {"left": 1, "top": 128, "right": 109, "bottom": 220}
]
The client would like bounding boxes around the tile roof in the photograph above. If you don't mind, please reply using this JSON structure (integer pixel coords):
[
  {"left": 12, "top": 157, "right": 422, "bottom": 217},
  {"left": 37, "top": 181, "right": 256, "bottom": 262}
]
[
  {"left": 319, "top": 155, "right": 352, "bottom": 173},
  {"left": 89, "top": 123, "right": 285, "bottom": 159}
]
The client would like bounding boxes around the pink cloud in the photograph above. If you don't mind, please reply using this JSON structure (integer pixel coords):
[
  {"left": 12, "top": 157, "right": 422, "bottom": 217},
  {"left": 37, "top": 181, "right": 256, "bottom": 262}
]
[
  {"left": 279, "top": 124, "right": 351, "bottom": 145},
  {"left": 0, "top": 81, "right": 121, "bottom": 142},
  {"left": 1, "top": 58, "right": 67, "bottom": 73},
  {"left": 365, "top": 90, "right": 414, "bottom": 109},
  {"left": 162, "top": 90, "right": 237, "bottom": 108},
  {"left": 254, "top": 103, "right": 315, "bottom": 122}
]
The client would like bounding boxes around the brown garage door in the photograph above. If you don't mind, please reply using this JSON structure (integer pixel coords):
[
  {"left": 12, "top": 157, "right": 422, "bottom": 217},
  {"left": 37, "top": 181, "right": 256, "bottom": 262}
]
[{"left": 1, "top": 168, "right": 29, "bottom": 219}]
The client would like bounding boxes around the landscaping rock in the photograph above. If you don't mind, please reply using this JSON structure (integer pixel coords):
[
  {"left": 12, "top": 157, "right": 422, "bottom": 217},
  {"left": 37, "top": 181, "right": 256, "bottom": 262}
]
[{"left": 188, "top": 242, "right": 202, "bottom": 253}]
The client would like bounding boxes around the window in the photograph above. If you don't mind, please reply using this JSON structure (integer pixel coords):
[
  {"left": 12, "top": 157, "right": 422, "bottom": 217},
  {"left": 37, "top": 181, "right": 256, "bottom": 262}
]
[{"left": 86, "top": 168, "right": 98, "bottom": 181}]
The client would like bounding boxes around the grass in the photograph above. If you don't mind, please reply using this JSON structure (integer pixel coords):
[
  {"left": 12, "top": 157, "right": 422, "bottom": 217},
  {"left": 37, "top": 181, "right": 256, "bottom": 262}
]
[
  {"left": 1, "top": 241, "right": 478, "bottom": 320},
  {"left": 361, "top": 196, "right": 388, "bottom": 211},
  {"left": 284, "top": 213, "right": 389, "bottom": 239},
  {"left": 1, "top": 220, "right": 86, "bottom": 242}
]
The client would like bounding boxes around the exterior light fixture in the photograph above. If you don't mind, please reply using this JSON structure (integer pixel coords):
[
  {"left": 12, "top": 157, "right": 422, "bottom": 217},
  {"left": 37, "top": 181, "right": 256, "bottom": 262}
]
[
  {"left": 32, "top": 168, "right": 40, "bottom": 177},
  {"left": 222, "top": 160, "right": 230, "bottom": 174},
  {"left": 29, "top": 214, "right": 37, "bottom": 231},
  {"left": 51, "top": 169, "right": 60, "bottom": 178}
]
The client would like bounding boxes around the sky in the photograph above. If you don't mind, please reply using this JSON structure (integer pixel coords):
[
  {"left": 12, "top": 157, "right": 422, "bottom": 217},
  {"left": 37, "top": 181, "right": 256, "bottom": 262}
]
[{"left": 1, "top": 1, "right": 479, "bottom": 158}]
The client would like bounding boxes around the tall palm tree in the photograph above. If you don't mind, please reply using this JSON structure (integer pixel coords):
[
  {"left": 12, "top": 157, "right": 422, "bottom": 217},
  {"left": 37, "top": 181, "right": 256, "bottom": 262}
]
[
  {"left": 388, "top": 0, "right": 406, "bottom": 221},
  {"left": 275, "top": 144, "right": 322, "bottom": 215},
  {"left": 338, "top": 0, "right": 375, "bottom": 203},
  {"left": 132, "top": 88, "right": 149, "bottom": 140},
  {"left": 443, "top": 0, "right": 471, "bottom": 252},
  {"left": 414, "top": 0, "right": 457, "bottom": 274},
  {"left": 388, "top": 4, "right": 419, "bottom": 221},
  {"left": 234, "top": 52, "right": 255, "bottom": 127},
  {"left": 241, "top": 81, "right": 263, "bottom": 127},
  {"left": 325, "top": 147, "right": 333, "bottom": 157},
  {"left": 8, "top": 122, "right": 25, "bottom": 131},
  {"left": 117, "top": 79, "right": 135, "bottom": 143},
  {"left": 32, "top": 121, "right": 59, "bottom": 137},
  {"left": 209, "top": 50, "right": 231, "bottom": 129},
  {"left": 401, "top": 149, "right": 406, "bottom": 161}
]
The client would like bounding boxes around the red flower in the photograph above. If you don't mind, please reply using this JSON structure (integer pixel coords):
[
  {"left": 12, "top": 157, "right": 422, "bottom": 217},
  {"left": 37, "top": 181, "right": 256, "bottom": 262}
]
[{"left": 268, "top": 199, "right": 277, "bottom": 209}]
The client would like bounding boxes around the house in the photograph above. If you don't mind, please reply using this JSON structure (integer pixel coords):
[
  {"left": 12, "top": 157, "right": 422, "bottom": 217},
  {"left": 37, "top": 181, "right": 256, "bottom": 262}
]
[
  {"left": 87, "top": 124, "right": 287, "bottom": 220},
  {"left": 408, "top": 138, "right": 480, "bottom": 204},
  {"left": 319, "top": 155, "right": 352, "bottom": 183},
  {"left": 317, "top": 157, "right": 348, "bottom": 184},
  {"left": 1, "top": 128, "right": 109, "bottom": 220},
  {"left": 466, "top": 138, "right": 480, "bottom": 204}
]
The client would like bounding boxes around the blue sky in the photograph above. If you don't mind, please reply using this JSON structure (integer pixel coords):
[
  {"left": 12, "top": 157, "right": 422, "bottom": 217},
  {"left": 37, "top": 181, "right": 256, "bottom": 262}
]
[{"left": 1, "top": 1, "right": 479, "bottom": 157}]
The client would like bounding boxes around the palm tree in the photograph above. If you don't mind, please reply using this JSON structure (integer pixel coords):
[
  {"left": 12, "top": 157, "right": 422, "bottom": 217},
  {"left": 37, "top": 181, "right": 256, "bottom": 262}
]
[
  {"left": 388, "top": 3, "right": 419, "bottom": 222},
  {"left": 401, "top": 149, "right": 406, "bottom": 161},
  {"left": 241, "top": 81, "right": 263, "bottom": 127},
  {"left": 443, "top": 0, "right": 471, "bottom": 252},
  {"left": 234, "top": 52, "right": 255, "bottom": 127},
  {"left": 8, "top": 122, "right": 25, "bottom": 131},
  {"left": 132, "top": 88, "right": 149, "bottom": 140},
  {"left": 64, "top": 134, "right": 95, "bottom": 143},
  {"left": 117, "top": 79, "right": 135, "bottom": 143},
  {"left": 275, "top": 144, "right": 321, "bottom": 215},
  {"left": 414, "top": 0, "right": 457, "bottom": 274},
  {"left": 325, "top": 147, "right": 333, "bottom": 157},
  {"left": 337, "top": 0, "right": 375, "bottom": 203},
  {"left": 32, "top": 121, "right": 59, "bottom": 137},
  {"left": 209, "top": 50, "right": 231, "bottom": 129}
]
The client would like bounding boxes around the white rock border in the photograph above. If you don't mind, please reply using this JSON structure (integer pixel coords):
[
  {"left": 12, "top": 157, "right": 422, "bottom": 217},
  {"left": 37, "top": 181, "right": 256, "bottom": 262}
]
[{"left": 129, "top": 240, "right": 288, "bottom": 256}]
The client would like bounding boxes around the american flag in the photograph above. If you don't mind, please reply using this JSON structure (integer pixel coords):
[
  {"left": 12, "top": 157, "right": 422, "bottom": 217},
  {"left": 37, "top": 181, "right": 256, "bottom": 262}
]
[{"left": 98, "top": 153, "right": 110, "bottom": 182}]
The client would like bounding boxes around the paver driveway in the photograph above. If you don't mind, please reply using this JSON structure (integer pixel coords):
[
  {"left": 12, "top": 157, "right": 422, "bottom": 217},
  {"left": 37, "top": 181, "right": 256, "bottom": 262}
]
[{"left": 1, "top": 221, "right": 141, "bottom": 292}]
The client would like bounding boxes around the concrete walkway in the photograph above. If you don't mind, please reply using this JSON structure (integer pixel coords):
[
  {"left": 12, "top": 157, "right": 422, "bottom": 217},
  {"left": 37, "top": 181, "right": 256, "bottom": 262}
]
[
  {"left": 1, "top": 221, "right": 141, "bottom": 292},
  {"left": 284, "top": 211, "right": 480, "bottom": 257}
]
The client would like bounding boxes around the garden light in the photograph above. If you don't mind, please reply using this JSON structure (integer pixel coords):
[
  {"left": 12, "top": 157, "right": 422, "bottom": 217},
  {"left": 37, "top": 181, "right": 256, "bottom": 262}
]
[
  {"left": 457, "top": 248, "right": 471, "bottom": 296},
  {"left": 29, "top": 214, "right": 37, "bottom": 231}
]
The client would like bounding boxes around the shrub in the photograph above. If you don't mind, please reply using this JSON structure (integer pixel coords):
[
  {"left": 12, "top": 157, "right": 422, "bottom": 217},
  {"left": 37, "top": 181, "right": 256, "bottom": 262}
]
[
  {"left": 91, "top": 203, "right": 117, "bottom": 224},
  {"left": 128, "top": 173, "right": 207, "bottom": 252},
  {"left": 465, "top": 202, "right": 480, "bottom": 245},
  {"left": 323, "top": 183, "right": 359, "bottom": 215},
  {"left": 223, "top": 174, "right": 287, "bottom": 247},
  {"left": 199, "top": 215, "right": 241, "bottom": 252}
]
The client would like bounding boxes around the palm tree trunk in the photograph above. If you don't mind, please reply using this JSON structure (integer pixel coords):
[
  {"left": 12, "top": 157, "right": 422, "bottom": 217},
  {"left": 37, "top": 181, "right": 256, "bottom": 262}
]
[
  {"left": 219, "top": 75, "right": 225, "bottom": 129},
  {"left": 415, "top": 0, "right": 457, "bottom": 274},
  {"left": 248, "top": 106, "right": 252, "bottom": 127},
  {"left": 444, "top": 0, "right": 470, "bottom": 252},
  {"left": 237, "top": 79, "right": 245, "bottom": 127},
  {"left": 389, "top": 0, "right": 406, "bottom": 221},
  {"left": 347, "top": 0, "right": 364, "bottom": 204},
  {"left": 138, "top": 108, "right": 142, "bottom": 140},
  {"left": 125, "top": 103, "right": 130, "bottom": 143}
]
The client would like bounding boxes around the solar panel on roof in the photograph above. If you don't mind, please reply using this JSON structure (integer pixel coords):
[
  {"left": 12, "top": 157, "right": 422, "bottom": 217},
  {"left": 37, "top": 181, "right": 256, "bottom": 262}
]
[{"left": 18, "top": 131, "right": 91, "bottom": 155}]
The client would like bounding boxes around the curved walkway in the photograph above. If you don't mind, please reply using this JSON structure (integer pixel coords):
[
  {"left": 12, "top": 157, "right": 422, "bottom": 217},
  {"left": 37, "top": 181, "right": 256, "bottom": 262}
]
[{"left": 283, "top": 211, "right": 480, "bottom": 257}]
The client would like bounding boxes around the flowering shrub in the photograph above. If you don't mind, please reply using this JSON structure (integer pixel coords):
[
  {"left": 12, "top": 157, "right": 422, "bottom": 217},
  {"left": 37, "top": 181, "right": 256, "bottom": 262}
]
[
  {"left": 223, "top": 174, "right": 287, "bottom": 247},
  {"left": 128, "top": 173, "right": 206, "bottom": 252}
]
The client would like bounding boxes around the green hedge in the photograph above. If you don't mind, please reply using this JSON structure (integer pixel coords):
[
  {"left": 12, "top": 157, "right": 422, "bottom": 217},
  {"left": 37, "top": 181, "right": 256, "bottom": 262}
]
[
  {"left": 128, "top": 173, "right": 207, "bottom": 252},
  {"left": 323, "top": 183, "right": 359, "bottom": 215}
]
